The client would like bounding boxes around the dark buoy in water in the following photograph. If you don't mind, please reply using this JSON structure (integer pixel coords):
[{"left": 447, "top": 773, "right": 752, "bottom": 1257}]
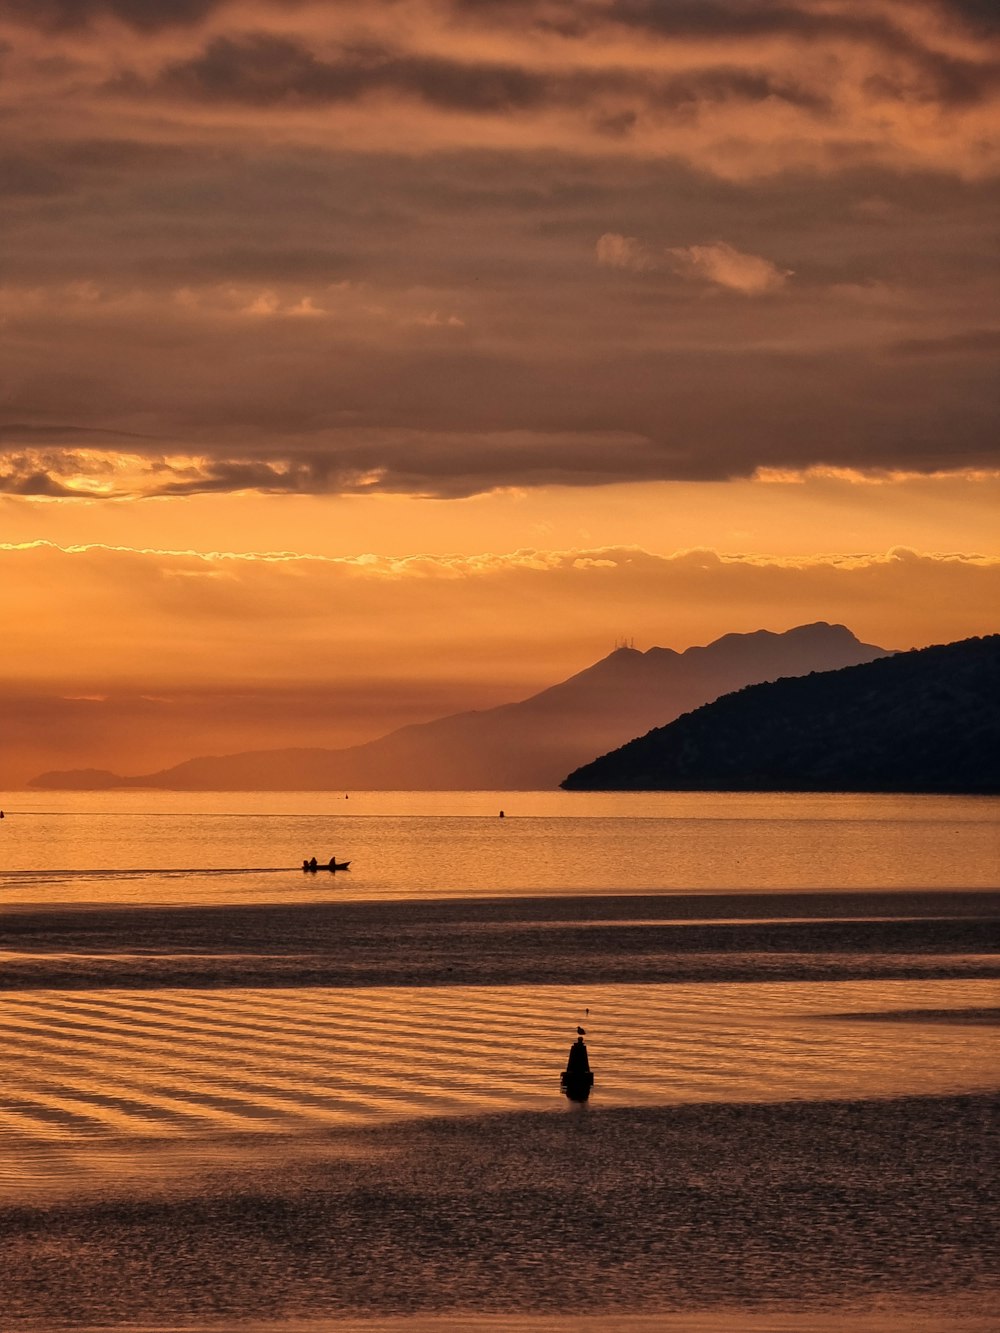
[
  {"left": 499, "top": 809, "right": 504, "bottom": 818},
  {"left": 560, "top": 1032, "right": 594, "bottom": 1102}
]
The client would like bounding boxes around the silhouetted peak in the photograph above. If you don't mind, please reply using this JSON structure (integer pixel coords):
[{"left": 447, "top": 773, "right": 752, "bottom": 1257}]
[
  {"left": 784, "top": 621, "right": 856, "bottom": 643},
  {"left": 28, "top": 767, "right": 125, "bottom": 789},
  {"left": 687, "top": 622, "right": 878, "bottom": 662},
  {"left": 556, "top": 644, "right": 647, "bottom": 686},
  {"left": 562, "top": 633, "right": 999, "bottom": 794},
  {"left": 29, "top": 620, "right": 890, "bottom": 791}
]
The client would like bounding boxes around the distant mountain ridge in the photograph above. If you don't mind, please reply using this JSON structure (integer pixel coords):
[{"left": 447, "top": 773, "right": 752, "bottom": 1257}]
[
  {"left": 562, "top": 634, "right": 1000, "bottom": 794},
  {"left": 30, "top": 622, "right": 889, "bottom": 791}
]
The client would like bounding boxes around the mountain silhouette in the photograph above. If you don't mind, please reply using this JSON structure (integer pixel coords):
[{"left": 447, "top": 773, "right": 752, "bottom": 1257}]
[
  {"left": 561, "top": 634, "right": 1000, "bottom": 794},
  {"left": 30, "top": 622, "right": 888, "bottom": 791}
]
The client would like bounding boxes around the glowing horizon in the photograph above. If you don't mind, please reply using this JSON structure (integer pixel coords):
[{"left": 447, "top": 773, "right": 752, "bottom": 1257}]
[{"left": 1, "top": 0, "right": 996, "bottom": 784}]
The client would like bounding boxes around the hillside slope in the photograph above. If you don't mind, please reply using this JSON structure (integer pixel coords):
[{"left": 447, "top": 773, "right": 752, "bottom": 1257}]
[
  {"left": 562, "top": 635, "right": 1000, "bottom": 794},
  {"left": 31, "top": 622, "right": 888, "bottom": 791}
]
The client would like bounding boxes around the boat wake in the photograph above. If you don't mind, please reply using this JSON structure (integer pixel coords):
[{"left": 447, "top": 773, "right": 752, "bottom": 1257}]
[{"left": 0, "top": 865, "right": 300, "bottom": 889}]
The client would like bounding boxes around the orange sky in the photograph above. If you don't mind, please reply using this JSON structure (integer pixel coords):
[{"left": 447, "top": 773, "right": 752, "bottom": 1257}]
[{"left": 1, "top": 0, "right": 998, "bottom": 785}]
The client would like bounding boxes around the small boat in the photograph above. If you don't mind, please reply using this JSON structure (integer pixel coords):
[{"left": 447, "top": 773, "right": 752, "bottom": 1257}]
[
  {"left": 560, "top": 1034, "right": 594, "bottom": 1102},
  {"left": 302, "top": 858, "right": 351, "bottom": 872},
  {"left": 328, "top": 859, "right": 351, "bottom": 872}
]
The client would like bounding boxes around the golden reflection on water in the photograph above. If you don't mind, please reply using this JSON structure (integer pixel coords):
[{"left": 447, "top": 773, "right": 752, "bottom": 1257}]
[
  {"left": 66, "top": 1312, "right": 1000, "bottom": 1333},
  {"left": 1, "top": 978, "right": 996, "bottom": 1202},
  {"left": 3, "top": 796, "right": 997, "bottom": 1328},
  {"left": 3, "top": 790, "right": 999, "bottom": 906}
]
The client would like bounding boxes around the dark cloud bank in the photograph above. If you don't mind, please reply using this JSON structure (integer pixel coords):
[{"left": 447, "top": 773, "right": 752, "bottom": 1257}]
[{"left": 1, "top": 0, "right": 998, "bottom": 499}]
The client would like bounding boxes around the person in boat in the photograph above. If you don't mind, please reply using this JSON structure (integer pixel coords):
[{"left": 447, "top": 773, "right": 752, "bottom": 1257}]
[{"left": 308, "top": 856, "right": 318, "bottom": 870}]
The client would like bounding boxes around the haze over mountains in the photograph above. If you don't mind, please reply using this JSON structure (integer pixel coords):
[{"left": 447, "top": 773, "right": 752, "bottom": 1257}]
[
  {"left": 31, "top": 622, "right": 888, "bottom": 792},
  {"left": 563, "top": 635, "right": 1000, "bottom": 795}
]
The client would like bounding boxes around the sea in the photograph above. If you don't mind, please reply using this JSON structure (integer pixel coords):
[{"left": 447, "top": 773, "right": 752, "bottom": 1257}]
[{"left": 1, "top": 790, "right": 998, "bottom": 1332}]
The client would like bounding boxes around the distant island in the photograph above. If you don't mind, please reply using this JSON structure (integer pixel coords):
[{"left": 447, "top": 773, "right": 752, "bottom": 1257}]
[
  {"left": 29, "top": 622, "right": 887, "bottom": 791},
  {"left": 561, "top": 634, "right": 1000, "bottom": 794}
]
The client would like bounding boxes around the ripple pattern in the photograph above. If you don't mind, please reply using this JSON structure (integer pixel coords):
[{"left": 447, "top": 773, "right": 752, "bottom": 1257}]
[{"left": 1, "top": 978, "right": 997, "bottom": 1200}]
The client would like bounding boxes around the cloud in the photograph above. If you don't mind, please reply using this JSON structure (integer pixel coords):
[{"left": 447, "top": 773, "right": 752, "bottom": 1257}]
[
  {"left": 936, "top": 0, "right": 1000, "bottom": 36},
  {"left": 113, "top": 33, "right": 558, "bottom": 113},
  {"left": 3, "top": 6, "right": 998, "bottom": 201},
  {"left": 596, "top": 0, "right": 988, "bottom": 54},
  {"left": 667, "top": 241, "right": 792, "bottom": 295},
  {"left": 2, "top": 0, "right": 224, "bottom": 30},
  {"left": 108, "top": 30, "right": 834, "bottom": 124},
  {"left": 450, "top": 0, "right": 1000, "bottom": 112},
  {"left": 596, "top": 232, "right": 657, "bottom": 271},
  {"left": 597, "top": 234, "right": 792, "bottom": 295},
  {"left": 1, "top": 2, "right": 998, "bottom": 502},
  {"left": 889, "top": 328, "right": 1000, "bottom": 357},
  {"left": 3, "top": 282, "right": 999, "bottom": 493}
]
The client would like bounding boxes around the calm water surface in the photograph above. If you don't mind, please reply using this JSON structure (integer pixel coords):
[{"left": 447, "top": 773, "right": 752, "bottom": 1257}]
[
  {"left": 1, "top": 790, "right": 997, "bottom": 1329},
  {"left": 1, "top": 789, "right": 997, "bottom": 905}
]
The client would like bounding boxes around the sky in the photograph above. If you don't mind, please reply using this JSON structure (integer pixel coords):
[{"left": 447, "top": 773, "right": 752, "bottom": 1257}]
[{"left": 1, "top": 0, "right": 998, "bottom": 784}]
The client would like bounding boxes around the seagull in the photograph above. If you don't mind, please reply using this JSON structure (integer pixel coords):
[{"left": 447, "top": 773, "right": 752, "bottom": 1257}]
[{"left": 577, "top": 1026, "right": 586, "bottom": 1036}]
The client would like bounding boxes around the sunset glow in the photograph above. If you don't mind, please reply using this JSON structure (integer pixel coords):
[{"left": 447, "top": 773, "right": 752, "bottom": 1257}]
[{"left": 2, "top": 0, "right": 997, "bottom": 785}]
